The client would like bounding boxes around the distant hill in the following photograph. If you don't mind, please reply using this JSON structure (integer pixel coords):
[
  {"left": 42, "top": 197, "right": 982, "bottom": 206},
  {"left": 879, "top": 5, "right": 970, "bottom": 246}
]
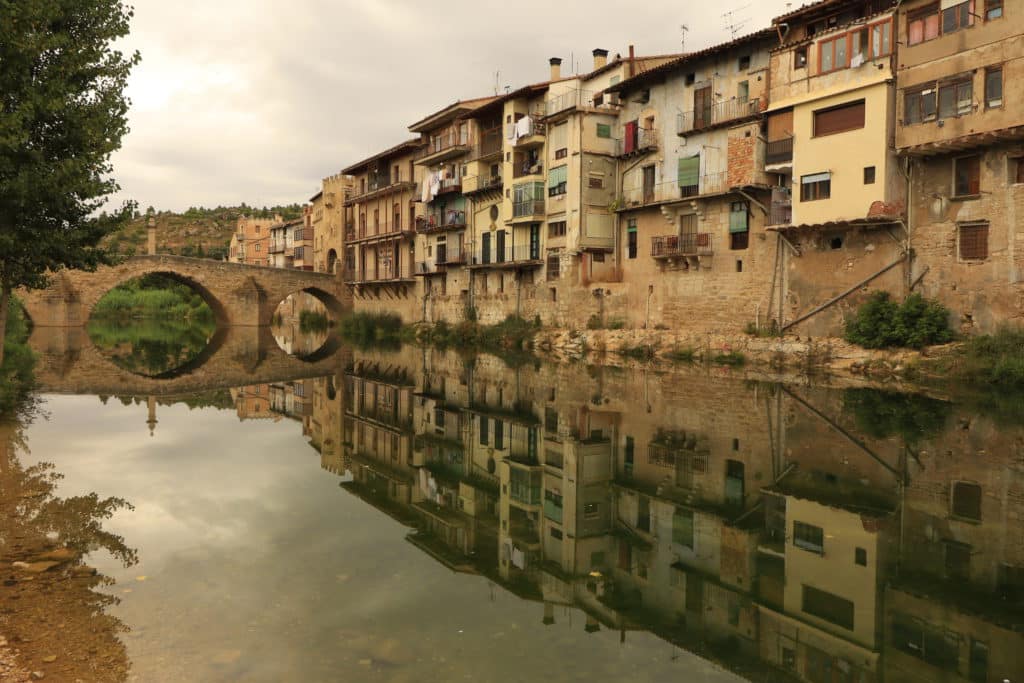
[{"left": 103, "top": 204, "right": 303, "bottom": 260}]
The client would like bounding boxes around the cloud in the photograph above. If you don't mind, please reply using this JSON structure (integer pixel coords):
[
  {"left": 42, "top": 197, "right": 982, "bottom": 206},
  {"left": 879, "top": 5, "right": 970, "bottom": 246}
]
[{"left": 108, "top": 0, "right": 792, "bottom": 212}]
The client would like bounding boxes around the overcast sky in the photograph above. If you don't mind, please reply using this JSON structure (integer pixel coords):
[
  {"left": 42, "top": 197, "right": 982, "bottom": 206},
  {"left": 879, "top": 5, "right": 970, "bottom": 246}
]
[{"left": 110, "top": 0, "right": 794, "bottom": 213}]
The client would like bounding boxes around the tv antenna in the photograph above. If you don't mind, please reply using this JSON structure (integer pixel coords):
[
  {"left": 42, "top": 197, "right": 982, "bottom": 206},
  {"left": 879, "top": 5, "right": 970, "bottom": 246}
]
[
  {"left": 722, "top": 4, "right": 751, "bottom": 38},
  {"left": 679, "top": 24, "right": 689, "bottom": 52},
  {"left": 494, "top": 70, "right": 500, "bottom": 95}
]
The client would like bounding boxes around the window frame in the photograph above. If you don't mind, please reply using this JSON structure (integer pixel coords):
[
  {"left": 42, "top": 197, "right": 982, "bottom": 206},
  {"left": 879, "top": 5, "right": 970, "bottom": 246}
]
[
  {"left": 812, "top": 99, "right": 866, "bottom": 137},
  {"left": 941, "top": 0, "right": 975, "bottom": 34},
  {"left": 548, "top": 220, "right": 567, "bottom": 238},
  {"left": 937, "top": 75, "right": 973, "bottom": 119},
  {"left": 800, "top": 172, "right": 832, "bottom": 202},
  {"left": 793, "top": 521, "right": 825, "bottom": 554},
  {"left": 903, "top": 84, "right": 938, "bottom": 125},
  {"left": 985, "top": 66, "right": 1003, "bottom": 108},
  {"left": 548, "top": 165, "right": 568, "bottom": 197},
  {"left": 907, "top": 2, "right": 942, "bottom": 45},
  {"left": 953, "top": 154, "right": 982, "bottom": 198},
  {"left": 985, "top": 0, "right": 1003, "bottom": 20}
]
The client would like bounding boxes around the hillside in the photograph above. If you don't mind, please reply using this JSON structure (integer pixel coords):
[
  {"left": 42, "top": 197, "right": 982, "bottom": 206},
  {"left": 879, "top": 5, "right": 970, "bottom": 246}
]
[{"left": 103, "top": 204, "right": 303, "bottom": 260}]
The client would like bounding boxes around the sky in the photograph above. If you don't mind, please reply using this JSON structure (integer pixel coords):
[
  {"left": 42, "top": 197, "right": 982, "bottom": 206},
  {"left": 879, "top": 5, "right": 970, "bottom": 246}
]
[{"left": 110, "top": 0, "right": 796, "bottom": 213}]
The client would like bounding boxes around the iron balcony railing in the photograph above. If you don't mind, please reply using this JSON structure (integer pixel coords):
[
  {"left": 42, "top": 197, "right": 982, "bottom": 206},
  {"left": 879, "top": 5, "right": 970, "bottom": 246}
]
[
  {"left": 651, "top": 233, "right": 714, "bottom": 258},
  {"left": 540, "top": 89, "right": 616, "bottom": 117},
  {"left": 417, "top": 129, "right": 473, "bottom": 160},
  {"left": 436, "top": 177, "right": 462, "bottom": 195},
  {"left": 677, "top": 97, "right": 762, "bottom": 135},
  {"left": 437, "top": 244, "right": 466, "bottom": 266},
  {"left": 505, "top": 117, "right": 546, "bottom": 143},
  {"left": 269, "top": 240, "right": 286, "bottom": 254},
  {"left": 416, "top": 209, "right": 466, "bottom": 234},
  {"left": 513, "top": 160, "right": 543, "bottom": 179},
  {"left": 354, "top": 222, "right": 414, "bottom": 240},
  {"left": 619, "top": 172, "right": 728, "bottom": 207},
  {"left": 765, "top": 136, "right": 794, "bottom": 165},
  {"left": 617, "top": 127, "right": 659, "bottom": 157},
  {"left": 769, "top": 203, "right": 792, "bottom": 226},
  {"left": 472, "top": 244, "right": 542, "bottom": 266},
  {"left": 512, "top": 198, "right": 545, "bottom": 218}
]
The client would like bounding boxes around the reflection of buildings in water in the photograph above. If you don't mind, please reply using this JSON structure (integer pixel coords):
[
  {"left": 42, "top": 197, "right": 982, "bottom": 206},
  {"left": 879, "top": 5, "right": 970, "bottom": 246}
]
[
  {"left": 231, "top": 381, "right": 313, "bottom": 424},
  {"left": 307, "top": 350, "right": 1024, "bottom": 683},
  {"left": 272, "top": 292, "right": 329, "bottom": 356}
]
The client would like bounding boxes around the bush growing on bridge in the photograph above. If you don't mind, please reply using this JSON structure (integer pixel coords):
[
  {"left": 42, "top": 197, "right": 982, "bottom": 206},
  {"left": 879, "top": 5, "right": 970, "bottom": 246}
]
[{"left": 845, "top": 292, "right": 953, "bottom": 349}]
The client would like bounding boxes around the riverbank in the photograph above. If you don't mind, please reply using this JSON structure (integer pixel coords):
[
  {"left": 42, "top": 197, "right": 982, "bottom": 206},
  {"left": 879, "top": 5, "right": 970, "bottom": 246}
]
[{"left": 90, "top": 275, "right": 214, "bottom": 323}]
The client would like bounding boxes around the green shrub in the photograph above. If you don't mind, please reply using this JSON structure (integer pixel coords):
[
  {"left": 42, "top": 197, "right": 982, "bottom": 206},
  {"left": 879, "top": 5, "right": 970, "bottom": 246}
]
[
  {"left": 845, "top": 291, "right": 953, "bottom": 349},
  {"left": 607, "top": 319, "right": 626, "bottom": 330},
  {"left": 666, "top": 347, "right": 697, "bottom": 363},
  {"left": 843, "top": 388, "right": 951, "bottom": 444},
  {"left": 586, "top": 314, "right": 603, "bottom": 330},
  {"left": 299, "top": 310, "right": 330, "bottom": 333},
  {"left": 957, "top": 327, "right": 1024, "bottom": 388},
  {"left": 338, "top": 311, "right": 404, "bottom": 348},
  {"left": 712, "top": 351, "right": 746, "bottom": 366}
]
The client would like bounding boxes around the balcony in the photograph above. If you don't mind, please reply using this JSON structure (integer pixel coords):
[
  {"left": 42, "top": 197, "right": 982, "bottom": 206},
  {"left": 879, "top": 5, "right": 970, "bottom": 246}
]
[
  {"left": 618, "top": 173, "right": 728, "bottom": 209},
  {"left": 511, "top": 198, "right": 544, "bottom": 223},
  {"left": 435, "top": 176, "right": 462, "bottom": 196},
  {"left": 765, "top": 136, "right": 793, "bottom": 166},
  {"left": 347, "top": 177, "right": 417, "bottom": 205},
  {"left": 651, "top": 233, "right": 714, "bottom": 259},
  {"left": 462, "top": 173, "right": 503, "bottom": 195},
  {"left": 540, "top": 89, "right": 616, "bottom": 118},
  {"left": 506, "top": 117, "right": 546, "bottom": 149},
  {"left": 767, "top": 187, "right": 792, "bottom": 227},
  {"left": 416, "top": 209, "right": 467, "bottom": 235},
  {"left": 416, "top": 129, "right": 474, "bottom": 165},
  {"left": 269, "top": 240, "right": 286, "bottom": 254},
  {"left": 470, "top": 244, "right": 543, "bottom": 269},
  {"left": 677, "top": 97, "right": 762, "bottom": 135},
  {"left": 414, "top": 248, "right": 464, "bottom": 276},
  {"left": 350, "top": 222, "right": 415, "bottom": 243},
  {"left": 617, "top": 127, "right": 659, "bottom": 158},
  {"left": 513, "top": 159, "right": 543, "bottom": 180},
  {"left": 474, "top": 126, "right": 503, "bottom": 159}
]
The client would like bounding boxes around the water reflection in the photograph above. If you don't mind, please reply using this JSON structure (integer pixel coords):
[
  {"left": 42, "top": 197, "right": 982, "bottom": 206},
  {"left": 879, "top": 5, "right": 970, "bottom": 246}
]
[
  {"left": 0, "top": 412, "right": 135, "bottom": 681},
  {"left": 87, "top": 316, "right": 217, "bottom": 376},
  {"left": 13, "top": 341, "right": 1024, "bottom": 682}
]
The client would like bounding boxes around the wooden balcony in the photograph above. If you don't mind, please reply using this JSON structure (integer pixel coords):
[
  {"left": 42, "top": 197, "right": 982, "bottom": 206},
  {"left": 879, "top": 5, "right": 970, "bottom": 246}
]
[
  {"left": 651, "top": 233, "right": 713, "bottom": 259},
  {"left": 677, "top": 97, "right": 762, "bottom": 135}
]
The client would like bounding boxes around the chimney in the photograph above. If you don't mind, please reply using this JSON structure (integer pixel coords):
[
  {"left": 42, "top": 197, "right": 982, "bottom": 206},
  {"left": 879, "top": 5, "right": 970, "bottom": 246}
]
[
  {"left": 549, "top": 57, "right": 562, "bottom": 81},
  {"left": 628, "top": 45, "right": 635, "bottom": 77},
  {"left": 592, "top": 48, "right": 609, "bottom": 70}
]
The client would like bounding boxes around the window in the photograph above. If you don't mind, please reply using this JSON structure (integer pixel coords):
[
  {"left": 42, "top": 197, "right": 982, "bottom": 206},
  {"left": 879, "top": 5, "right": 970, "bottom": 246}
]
[
  {"left": 938, "top": 77, "right": 972, "bottom": 118},
  {"left": 627, "top": 220, "right": 638, "bottom": 259},
  {"left": 955, "top": 211, "right": 992, "bottom": 255},
  {"left": 729, "top": 201, "right": 749, "bottom": 250},
  {"left": 818, "top": 34, "right": 848, "bottom": 73},
  {"left": 1016, "top": 158, "right": 1024, "bottom": 184},
  {"left": 738, "top": 55, "right": 751, "bottom": 71},
  {"left": 813, "top": 100, "right": 865, "bottom": 136},
  {"left": 985, "top": 67, "right": 1002, "bottom": 108},
  {"left": 554, "top": 148, "right": 568, "bottom": 159},
  {"left": 855, "top": 547, "right": 867, "bottom": 566},
  {"left": 953, "top": 155, "right": 981, "bottom": 196},
  {"left": 479, "top": 416, "right": 488, "bottom": 445},
  {"left": 685, "top": 72, "right": 695, "bottom": 85},
  {"left": 942, "top": 0, "right": 974, "bottom": 34},
  {"left": 952, "top": 481, "right": 983, "bottom": 519},
  {"left": 548, "top": 165, "right": 567, "bottom": 196},
  {"left": 794, "top": 521, "right": 824, "bottom": 553},
  {"left": 945, "top": 540, "right": 971, "bottom": 579},
  {"left": 677, "top": 155, "right": 700, "bottom": 193},
  {"left": 588, "top": 174, "right": 604, "bottom": 189},
  {"left": 673, "top": 507, "right": 694, "bottom": 548},
  {"left": 986, "top": 0, "right": 1003, "bottom": 19},
  {"left": 891, "top": 614, "right": 960, "bottom": 670},
  {"left": 583, "top": 502, "right": 600, "bottom": 519},
  {"left": 550, "top": 527, "right": 563, "bottom": 540},
  {"left": 737, "top": 80, "right": 749, "bottom": 101},
  {"left": 548, "top": 221, "right": 567, "bottom": 238},
  {"left": 794, "top": 46, "right": 808, "bottom": 69},
  {"left": 802, "top": 585, "right": 854, "bottom": 630},
  {"left": 864, "top": 166, "right": 876, "bottom": 184},
  {"left": 970, "top": 639, "right": 989, "bottom": 683},
  {"left": 904, "top": 85, "right": 937, "bottom": 124},
  {"left": 596, "top": 123, "right": 611, "bottom": 138},
  {"left": 908, "top": 3, "right": 941, "bottom": 45},
  {"left": 800, "top": 172, "right": 831, "bottom": 202},
  {"left": 871, "top": 19, "right": 893, "bottom": 57}
]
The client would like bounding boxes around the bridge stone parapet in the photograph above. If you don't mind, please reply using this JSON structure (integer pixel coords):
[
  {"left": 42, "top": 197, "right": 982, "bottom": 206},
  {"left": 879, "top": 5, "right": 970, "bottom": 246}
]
[{"left": 19, "top": 255, "right": 350, "bottom": 328}]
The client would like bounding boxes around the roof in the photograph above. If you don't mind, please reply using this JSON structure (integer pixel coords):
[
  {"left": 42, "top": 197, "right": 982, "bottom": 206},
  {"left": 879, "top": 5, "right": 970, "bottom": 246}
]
[
  {"left": 771, "top": 0, "right": 879, "bottom": 24},
  {"left": 605, "top": 29, "right": 777, "bottom": 94},
  {"left": 308, "top": 190, "right": 323, "bottom": 202},
  {"left": 340, "top": 138, "right": 425, "bottom": 175},
  {"left": 407, "top": 96, "right": 499, "bottom": 133}
]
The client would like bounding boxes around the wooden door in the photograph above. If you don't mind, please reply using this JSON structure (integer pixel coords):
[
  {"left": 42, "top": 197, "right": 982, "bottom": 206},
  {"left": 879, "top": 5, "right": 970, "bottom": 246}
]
[
  {"left": 694, "top": 86, "right": 712, "bottom": 128},
  {"left": 642, "top": 166, "right": 656, "bottom": 204}
]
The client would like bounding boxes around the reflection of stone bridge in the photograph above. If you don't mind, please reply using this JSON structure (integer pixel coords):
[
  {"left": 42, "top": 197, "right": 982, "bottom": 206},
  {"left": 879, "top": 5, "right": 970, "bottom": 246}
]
[
  {"left": 29, "top": 326, "right": 344, "bottom": 396},
  {"left": 20, "top": 255, "right": 349, "bottom": 327}
]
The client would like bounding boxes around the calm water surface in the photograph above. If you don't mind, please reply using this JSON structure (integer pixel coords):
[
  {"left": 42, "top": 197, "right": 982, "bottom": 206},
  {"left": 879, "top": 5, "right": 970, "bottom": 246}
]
[{"left": 5, "top": 324, "right": 1023, "bottom": 682}]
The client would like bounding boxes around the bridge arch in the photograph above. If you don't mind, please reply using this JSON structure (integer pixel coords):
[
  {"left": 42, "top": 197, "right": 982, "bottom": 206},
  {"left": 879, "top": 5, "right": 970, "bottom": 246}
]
[{"left": 86, "top": 270, "right": 231, "bottom": 327}]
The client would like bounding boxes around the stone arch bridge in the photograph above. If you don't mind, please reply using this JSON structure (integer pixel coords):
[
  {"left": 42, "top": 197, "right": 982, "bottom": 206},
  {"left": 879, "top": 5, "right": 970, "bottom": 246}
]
[{"left": 19, "top": 255, "right": 350, "bottom": 328}]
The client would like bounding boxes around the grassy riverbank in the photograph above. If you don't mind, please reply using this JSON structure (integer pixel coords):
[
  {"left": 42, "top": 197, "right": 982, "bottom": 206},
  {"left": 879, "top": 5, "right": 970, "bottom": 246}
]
[
  {"left": 91, "top": 274, "right": 215, "bottom": 323},
  {"left": 338, "top": 312, "right": 538, "bottom": 356}
]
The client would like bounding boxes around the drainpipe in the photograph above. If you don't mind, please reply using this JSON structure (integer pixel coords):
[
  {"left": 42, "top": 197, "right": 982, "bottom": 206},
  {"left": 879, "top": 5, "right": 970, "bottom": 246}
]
[{"left": 905, "top": 158, "right": 914, "bottom": 295}]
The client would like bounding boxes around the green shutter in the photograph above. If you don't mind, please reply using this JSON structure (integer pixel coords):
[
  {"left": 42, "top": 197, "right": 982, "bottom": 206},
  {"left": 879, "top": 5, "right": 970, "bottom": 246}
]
[
  {"left": 677, "top": 156, "right": 700, "bottom": 187},
  {"left": 596, "top": 123, "right": 611, "bottom": 138},
  {"left": 549, "top": 165, "right": 567, "bottom": 189},
  {"left": 729, "top": 204, "right": 749, "bottom": 233}
]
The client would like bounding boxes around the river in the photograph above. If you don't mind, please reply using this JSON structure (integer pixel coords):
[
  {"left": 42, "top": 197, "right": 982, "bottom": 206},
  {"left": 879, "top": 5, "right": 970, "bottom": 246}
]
[{"left": 1, "top": 321, "right": 1021, "bottom": 682}]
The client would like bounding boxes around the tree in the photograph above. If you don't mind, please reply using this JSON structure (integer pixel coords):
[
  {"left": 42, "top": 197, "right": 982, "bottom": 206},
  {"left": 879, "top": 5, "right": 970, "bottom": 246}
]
[{"left": 0, "top": 0, "right": 140, "bottom": 364}]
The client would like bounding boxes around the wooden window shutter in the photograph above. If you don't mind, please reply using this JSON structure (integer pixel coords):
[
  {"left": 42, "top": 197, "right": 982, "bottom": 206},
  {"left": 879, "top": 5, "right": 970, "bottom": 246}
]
[{"left": 814, "top": 100, "right": 865, "bottom": 136}]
